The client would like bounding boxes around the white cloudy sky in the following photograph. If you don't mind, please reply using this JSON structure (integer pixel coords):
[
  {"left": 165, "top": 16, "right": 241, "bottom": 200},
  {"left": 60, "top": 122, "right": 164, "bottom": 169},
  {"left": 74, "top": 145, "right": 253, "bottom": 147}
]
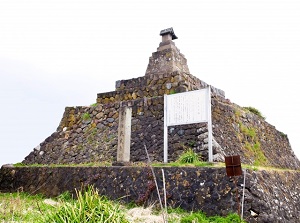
[{"left": 0, "top": 0, "right": 300, "bottom": 166}]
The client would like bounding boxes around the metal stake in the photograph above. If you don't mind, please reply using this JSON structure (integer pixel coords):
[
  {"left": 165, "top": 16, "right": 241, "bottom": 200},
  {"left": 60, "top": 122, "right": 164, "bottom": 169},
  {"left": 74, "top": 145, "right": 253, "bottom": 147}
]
[{"left": 241, "top": 169, "right": 246, "bottom": 220}]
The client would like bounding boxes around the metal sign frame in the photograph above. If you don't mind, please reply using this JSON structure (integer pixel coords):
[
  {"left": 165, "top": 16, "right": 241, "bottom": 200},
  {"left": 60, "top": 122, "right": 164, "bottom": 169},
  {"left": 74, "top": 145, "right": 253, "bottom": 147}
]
[{"left": 163, "top": 87, "right": 213, "bottom": 163}]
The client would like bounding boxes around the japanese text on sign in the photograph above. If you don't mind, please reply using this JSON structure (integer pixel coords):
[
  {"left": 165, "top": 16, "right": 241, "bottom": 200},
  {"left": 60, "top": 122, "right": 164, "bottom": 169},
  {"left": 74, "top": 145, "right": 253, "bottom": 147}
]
[{"left": 166, "top": 89, "right": 208, "bottom": 126}]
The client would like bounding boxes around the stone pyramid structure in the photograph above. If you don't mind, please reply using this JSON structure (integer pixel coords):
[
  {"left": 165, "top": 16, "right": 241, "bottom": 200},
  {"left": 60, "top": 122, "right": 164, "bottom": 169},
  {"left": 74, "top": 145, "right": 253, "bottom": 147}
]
[{"left": 23, "top": 28, "right": 300, "bottom": 170}]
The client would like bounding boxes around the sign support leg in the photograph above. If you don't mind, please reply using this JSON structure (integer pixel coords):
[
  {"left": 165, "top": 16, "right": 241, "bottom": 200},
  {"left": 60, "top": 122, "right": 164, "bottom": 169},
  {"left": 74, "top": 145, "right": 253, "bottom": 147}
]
[
  {"left": 164, "top": 94, "right": 168, "bottom": 163},
  {"left": 207, "top": 86, "right": 213, "bottom": 162}
]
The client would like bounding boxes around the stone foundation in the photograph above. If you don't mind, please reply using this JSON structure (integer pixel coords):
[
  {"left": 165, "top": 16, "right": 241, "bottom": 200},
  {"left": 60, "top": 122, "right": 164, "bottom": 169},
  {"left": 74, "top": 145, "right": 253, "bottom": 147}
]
[{"left": 0, "top": 166, "right": 299, "bottom": 223}]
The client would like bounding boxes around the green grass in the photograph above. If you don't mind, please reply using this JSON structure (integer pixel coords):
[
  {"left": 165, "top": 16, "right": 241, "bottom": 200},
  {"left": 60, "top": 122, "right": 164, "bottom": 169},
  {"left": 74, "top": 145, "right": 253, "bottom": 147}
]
[
  {"left": 15, "top": 161, "right": 298, "bottom": 172},
  {"left": 244, "top": 141, "right": 267, "bottom": 167},
  {"left": 90, "top": 103, "right": 98, "bottom": 107},
  {"left": 0, "top": 191, "right": 56, "bottom": 222},
  {"left": 167, "top": 208, "right": 246, "bottom": 223},
  {"left": 238, "top": 120, "right": 268, "bottom": 167},
  {"left": 152, "top": 162, "right": 213, "bottom": 168},
  {"left": 239, "top": 122, "right": 256, "bottom": 140},
  {"left": 0, "top": 190, "right": 247, "bottom": 223}
]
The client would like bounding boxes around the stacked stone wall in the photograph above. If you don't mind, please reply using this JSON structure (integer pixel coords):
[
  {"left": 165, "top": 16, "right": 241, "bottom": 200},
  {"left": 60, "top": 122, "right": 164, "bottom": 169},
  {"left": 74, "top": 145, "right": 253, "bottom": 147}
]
[
  {"left": 23, "top": 95, "right": 212, "bottom": 164},
  {"left": 23, "top": 92, "right": 300, "bottom": 170},
  {"left": 97, "top": 71, "right": 225, "bottom": 104},
  {"left": 1, "top": 166, "right": 299, "bottom": 223},
  {"left": 25, "top": 103, "right": 120, "bottom": 164},
  {"left": 211, "top": 98, "right": 300, "bottom": 169}
]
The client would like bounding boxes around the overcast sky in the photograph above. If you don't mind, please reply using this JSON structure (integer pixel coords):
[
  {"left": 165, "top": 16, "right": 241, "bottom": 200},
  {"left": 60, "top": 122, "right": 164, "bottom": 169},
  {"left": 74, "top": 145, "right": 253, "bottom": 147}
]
[{"left": 1, "top": 0, "right": 300, "bottom": 166}]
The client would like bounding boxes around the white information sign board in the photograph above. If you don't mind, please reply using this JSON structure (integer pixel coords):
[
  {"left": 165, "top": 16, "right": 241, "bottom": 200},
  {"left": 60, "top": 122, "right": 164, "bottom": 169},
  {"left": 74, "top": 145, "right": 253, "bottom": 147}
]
[
  {"left": 164, "top": 87, "right": 213, "bottom": 163},
  {"left": 166, "top": 89, "right": 209, "bottom": 126}
]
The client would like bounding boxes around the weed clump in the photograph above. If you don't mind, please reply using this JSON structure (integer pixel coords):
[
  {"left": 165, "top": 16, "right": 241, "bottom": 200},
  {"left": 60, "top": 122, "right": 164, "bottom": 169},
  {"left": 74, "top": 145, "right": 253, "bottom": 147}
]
[
  {"left": 177, "top": 148, "right": 201, "bottom": 164},
  {"left": 82, "top": 112, "right": 91, "bottom": 121}
]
